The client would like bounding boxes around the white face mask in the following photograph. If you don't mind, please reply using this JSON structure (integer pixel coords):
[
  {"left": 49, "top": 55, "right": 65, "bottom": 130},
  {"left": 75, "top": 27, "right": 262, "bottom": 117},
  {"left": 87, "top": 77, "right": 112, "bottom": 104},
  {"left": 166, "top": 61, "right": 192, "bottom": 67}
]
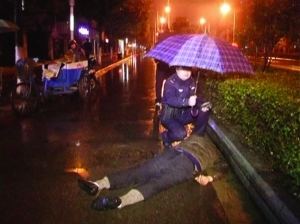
[{"left": 176, "top": 68, "right": 192, "bottom": 81}]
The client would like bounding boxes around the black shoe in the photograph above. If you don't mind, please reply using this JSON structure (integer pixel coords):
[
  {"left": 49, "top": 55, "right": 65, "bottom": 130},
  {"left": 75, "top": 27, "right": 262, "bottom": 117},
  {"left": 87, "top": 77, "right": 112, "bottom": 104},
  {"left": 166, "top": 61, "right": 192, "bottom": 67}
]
[
  {"left": 91, "top": 196, "right": 121, "bottom": 211},
  {"left": 78, "top": 179, "right": 99, "bottom": 196}
]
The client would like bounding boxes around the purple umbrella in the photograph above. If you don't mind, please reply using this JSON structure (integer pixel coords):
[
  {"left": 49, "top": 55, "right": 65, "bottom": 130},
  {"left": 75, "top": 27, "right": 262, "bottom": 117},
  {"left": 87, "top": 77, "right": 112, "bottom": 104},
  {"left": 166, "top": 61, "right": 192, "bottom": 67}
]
[{"left": 145, "top": 34, "right": 254, "bottom": 74}]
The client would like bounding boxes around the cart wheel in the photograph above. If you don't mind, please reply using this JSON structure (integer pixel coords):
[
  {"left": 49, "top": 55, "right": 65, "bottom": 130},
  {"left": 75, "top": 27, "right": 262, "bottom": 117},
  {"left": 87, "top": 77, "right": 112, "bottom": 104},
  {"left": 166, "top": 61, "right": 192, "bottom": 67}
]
[
  {"left": 78, "top": 75, "right": 98, "bottom": 99},
  {"left": 11, "top": 83, "right": 38, "bottom": 116}
]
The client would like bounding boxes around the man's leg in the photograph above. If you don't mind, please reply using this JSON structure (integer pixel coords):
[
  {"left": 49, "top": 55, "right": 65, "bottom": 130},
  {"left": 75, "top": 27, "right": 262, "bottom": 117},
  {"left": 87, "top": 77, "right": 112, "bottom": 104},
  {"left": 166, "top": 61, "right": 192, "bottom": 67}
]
[
  {"left": 91, "top": 150, "right": 186, "bottom": 210},
  {"left": 93, "top": 152, "right": 194, "bottom": 210},
  {"left": 80, "top": 149, "right": 177, "bottom": 194},
  {"left": 134, "top": 152, "right": 194, "bottom": 200},
  {"left": 107, "top": 149, "right": 178, "bottom": 189}
]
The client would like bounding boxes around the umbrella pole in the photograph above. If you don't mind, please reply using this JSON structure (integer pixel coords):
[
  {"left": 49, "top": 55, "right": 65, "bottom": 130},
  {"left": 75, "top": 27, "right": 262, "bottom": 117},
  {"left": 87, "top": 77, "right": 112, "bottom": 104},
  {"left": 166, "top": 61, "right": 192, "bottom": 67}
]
[
  {"left": 194, "top": 71, "right": 200, "bottom": 95},
  {"left": 191, "top": 71, "right": 201, "bottom": 117}
]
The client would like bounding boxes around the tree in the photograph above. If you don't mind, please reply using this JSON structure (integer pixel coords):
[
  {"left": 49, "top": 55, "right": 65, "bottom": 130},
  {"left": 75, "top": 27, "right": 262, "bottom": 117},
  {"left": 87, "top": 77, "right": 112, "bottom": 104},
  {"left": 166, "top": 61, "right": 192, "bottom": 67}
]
[
  {"left": 102, "top": 0, "right": 153, "bottom": 46},
  {"left": 172, "top": 17, "right": 192, "bottom": 34},
  {"left": 74, "top": 0, "right": 153, "bottom": 46},
  {"left": 3, "top": 0, "right": 153, "bottom": 59},
  {"left": 240, "top": 0, "right": 300, "bottom": 71}
]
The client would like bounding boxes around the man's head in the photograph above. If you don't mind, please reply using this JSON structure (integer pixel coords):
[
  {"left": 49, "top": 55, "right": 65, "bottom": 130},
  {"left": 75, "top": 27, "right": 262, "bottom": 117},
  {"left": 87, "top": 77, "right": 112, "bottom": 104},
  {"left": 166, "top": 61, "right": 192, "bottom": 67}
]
[
  {"left": 175, "top": 66, "right": 192, "bottom": 81},
  {"left": 69, "top": 40, "right": 77, "bottom": 49}
]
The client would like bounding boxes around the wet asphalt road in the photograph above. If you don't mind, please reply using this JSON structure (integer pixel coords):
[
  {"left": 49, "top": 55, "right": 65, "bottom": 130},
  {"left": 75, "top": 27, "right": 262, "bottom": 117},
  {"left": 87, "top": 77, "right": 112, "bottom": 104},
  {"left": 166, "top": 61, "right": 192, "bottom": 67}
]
[{"left": 0, "top": 56, "right": 265, "bottom": 224}]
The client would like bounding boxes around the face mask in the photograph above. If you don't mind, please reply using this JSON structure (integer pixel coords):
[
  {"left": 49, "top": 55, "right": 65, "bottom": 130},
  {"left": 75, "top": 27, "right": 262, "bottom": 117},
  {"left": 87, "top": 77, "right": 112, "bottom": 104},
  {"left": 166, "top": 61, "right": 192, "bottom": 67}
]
[{"left": 176, "top": 68, "right": 191, "bottom": 80}]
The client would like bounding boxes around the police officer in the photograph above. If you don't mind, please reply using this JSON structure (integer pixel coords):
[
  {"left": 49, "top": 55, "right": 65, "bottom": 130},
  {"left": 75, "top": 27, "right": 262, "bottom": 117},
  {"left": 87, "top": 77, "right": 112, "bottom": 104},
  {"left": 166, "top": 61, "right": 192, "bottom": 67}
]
[{"left": 160, "top": 66, "right": 211, "bottom": 148}]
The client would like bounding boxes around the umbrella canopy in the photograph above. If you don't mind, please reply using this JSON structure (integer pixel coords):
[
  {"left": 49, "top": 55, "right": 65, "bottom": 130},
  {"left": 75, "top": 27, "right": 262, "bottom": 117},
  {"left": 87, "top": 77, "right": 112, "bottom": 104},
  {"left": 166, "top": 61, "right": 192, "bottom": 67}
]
[
  {"left": 145, "top": 34, "right": 254, "bottom": 74},
  {"left": 0, "top": 19, "right": 19, "bottom": 33}
]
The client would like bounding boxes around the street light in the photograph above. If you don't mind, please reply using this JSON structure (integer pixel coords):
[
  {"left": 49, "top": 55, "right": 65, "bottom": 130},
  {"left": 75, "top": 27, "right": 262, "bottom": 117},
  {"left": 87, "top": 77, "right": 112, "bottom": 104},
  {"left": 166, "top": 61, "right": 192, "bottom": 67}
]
[
  {"left": 69, "top": 0, "right": 75, "bottom": 40},
  {"left": 165, "top": 5, "right": 171, "bottom": 14},
  {"left": 220, "top": 2, "right": 236, "bottom": 43},
  {"left": 159, "top": 16, "right": 167, "bottom": 32},
  {"left": 199, "top": 17, "right": 207, "bottom": 33},
  {"left": 220, "top": 2, "right": 231, "bottom": 16},
  {"left": 164, "top": 1, "right": 171, "bottom": 31}
]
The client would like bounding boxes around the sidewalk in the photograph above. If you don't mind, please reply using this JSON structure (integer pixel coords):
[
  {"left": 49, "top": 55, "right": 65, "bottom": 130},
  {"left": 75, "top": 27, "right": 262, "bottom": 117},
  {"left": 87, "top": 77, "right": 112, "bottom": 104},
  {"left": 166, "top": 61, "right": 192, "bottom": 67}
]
[
  {"left": 206, "top": 117, "right": 300, "bottom": 224},
  {"left": 95, "top": 55, "right": 132, "bottom": 78}
]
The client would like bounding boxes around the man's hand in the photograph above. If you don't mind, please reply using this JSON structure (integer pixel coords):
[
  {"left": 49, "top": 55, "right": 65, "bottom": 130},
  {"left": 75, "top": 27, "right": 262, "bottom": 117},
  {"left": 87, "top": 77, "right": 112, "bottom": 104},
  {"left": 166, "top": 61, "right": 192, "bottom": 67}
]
[
  {"left": 201, "top": 101, "right": 212, "bottom": 112},
  {"left": 194, "top": 174, "right": 213, "bottom": 186},
  {"left": 188, "top": 95, "right": 197, "bottom": 107}
]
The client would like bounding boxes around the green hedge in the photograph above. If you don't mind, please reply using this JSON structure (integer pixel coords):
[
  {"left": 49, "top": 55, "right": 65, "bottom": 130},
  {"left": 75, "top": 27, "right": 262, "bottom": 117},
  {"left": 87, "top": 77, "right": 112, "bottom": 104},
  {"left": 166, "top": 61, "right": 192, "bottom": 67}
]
[{"left": 205, "top": 75, "right": 300, "bottom": 193}]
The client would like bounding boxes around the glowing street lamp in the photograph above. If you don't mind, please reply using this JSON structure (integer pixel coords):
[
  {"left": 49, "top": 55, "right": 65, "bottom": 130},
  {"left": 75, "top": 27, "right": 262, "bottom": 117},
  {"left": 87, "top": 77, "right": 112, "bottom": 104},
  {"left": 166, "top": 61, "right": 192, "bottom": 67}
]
[
  {"left": 199, "top": 17, "right": 206, "bottom": 25},
  {"left": 199, "top": 17, "right": 207, "bottom": 33},
  {"left": 160, "top": 16, "right": 167, "bottom": 24},
  {"left": 164, "top": 5, "right": 171, "bottom": 14},
  {"left": 160, "top": 16, "right": 167, "bottom": 32},
  {"left": 220, "top": 2, "right": 231, "bottom": 16},
  {"left": 164, "top": 3, "right": 171, "bottom": 31}
]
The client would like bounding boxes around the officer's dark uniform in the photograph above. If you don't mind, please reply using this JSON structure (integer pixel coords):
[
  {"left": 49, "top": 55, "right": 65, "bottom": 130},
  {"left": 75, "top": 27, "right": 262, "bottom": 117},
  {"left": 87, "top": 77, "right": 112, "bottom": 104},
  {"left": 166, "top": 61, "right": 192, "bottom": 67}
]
[
  {"left": 160, "top": 73, "right": 210, "bottom": 146},
  {"left": 154, "top": 60, "right": 174, "bottom": 104}
]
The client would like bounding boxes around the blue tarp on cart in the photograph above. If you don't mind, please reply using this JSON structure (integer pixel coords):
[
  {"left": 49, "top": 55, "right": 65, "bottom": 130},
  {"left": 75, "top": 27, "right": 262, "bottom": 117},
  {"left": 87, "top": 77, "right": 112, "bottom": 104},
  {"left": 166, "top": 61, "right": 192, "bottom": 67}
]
[
  {"left": 43, "top": 60, "right": 87, "bottom": 94},
  {"left": 45, "top": 68, "right": 82, "bottom": 88}
]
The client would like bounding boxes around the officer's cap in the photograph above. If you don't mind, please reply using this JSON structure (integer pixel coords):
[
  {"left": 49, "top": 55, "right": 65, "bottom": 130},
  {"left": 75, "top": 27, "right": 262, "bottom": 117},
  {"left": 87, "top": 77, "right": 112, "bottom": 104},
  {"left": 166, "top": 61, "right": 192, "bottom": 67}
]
[{"left": 176, "top": 66, "right": 191, "bottom": 71}]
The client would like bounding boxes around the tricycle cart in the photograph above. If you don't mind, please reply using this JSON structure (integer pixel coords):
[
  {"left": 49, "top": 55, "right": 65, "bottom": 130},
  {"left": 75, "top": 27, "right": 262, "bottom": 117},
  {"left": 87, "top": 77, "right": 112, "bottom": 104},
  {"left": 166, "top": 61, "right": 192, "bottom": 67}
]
[{"left": 11, "top": 57, "right": 98, "bottom": 115}]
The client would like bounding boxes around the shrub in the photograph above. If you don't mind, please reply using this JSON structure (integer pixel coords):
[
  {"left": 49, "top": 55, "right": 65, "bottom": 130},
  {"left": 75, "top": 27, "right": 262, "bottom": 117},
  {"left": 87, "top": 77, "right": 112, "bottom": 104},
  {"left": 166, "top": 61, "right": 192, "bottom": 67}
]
[{"left": 205, "top": 72, "right": 300, "bottom": 193}]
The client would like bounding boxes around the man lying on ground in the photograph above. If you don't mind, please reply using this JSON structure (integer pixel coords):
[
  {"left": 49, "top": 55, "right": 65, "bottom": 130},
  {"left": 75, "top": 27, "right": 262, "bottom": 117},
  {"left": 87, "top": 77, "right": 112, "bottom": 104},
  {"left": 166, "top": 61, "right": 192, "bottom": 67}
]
[{"left": 78, "top": 134, "right": 227, "bottom": 211}]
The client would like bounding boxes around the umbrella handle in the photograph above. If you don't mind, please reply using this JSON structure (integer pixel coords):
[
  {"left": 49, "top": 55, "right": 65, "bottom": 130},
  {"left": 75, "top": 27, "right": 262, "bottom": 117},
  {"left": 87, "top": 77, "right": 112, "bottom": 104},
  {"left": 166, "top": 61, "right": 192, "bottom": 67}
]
[{"left": 191, "top": 107, "right": 199, "bottom": 117}]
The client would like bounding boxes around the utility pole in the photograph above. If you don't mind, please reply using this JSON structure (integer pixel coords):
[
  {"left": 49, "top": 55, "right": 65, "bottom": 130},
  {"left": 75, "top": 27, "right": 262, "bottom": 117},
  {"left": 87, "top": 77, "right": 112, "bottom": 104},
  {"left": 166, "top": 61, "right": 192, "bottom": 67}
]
[
  {"left": 14, "top": 0, "right": 23, "bottom": 61},
  {"left": 233, "top": 8, "right": 236, "bottom": 43},
  {"left": 69, "top": 0, "right": 75, "bottom": 40}
]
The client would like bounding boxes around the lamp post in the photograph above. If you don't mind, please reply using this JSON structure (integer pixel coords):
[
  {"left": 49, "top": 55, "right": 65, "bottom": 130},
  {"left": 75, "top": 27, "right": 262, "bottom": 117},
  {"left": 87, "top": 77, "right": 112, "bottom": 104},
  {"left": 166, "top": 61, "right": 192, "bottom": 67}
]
[
  {"left": 220, "top": 2, "right": 236, "bottom": 43},
  {"left": 154, "top": 11, "right": 158, "bottom": 44},
  {"left": 69, "top": 0, "right": 75, "bottom": 40},
  {"left": 159, "top": 16, "right": 167, "bottom": 32},
  {"left": 164, "top": 0, "right": 171, "bottom": 31},
  {"left": 199, "top": 17, "right": 207, "bottom": 33},
  {"left": 232, "top": 8, "right": 236, "bottom": 43}
]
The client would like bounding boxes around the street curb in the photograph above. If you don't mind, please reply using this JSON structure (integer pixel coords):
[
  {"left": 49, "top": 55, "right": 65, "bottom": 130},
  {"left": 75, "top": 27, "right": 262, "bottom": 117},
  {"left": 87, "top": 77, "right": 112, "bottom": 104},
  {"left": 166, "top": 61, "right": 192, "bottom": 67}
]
[
  {"left": 207, "top": 118, "right": 300, "bottom": 224},
  {"left": 95, "top": 55, "right": 133, "bottom": 78}
]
